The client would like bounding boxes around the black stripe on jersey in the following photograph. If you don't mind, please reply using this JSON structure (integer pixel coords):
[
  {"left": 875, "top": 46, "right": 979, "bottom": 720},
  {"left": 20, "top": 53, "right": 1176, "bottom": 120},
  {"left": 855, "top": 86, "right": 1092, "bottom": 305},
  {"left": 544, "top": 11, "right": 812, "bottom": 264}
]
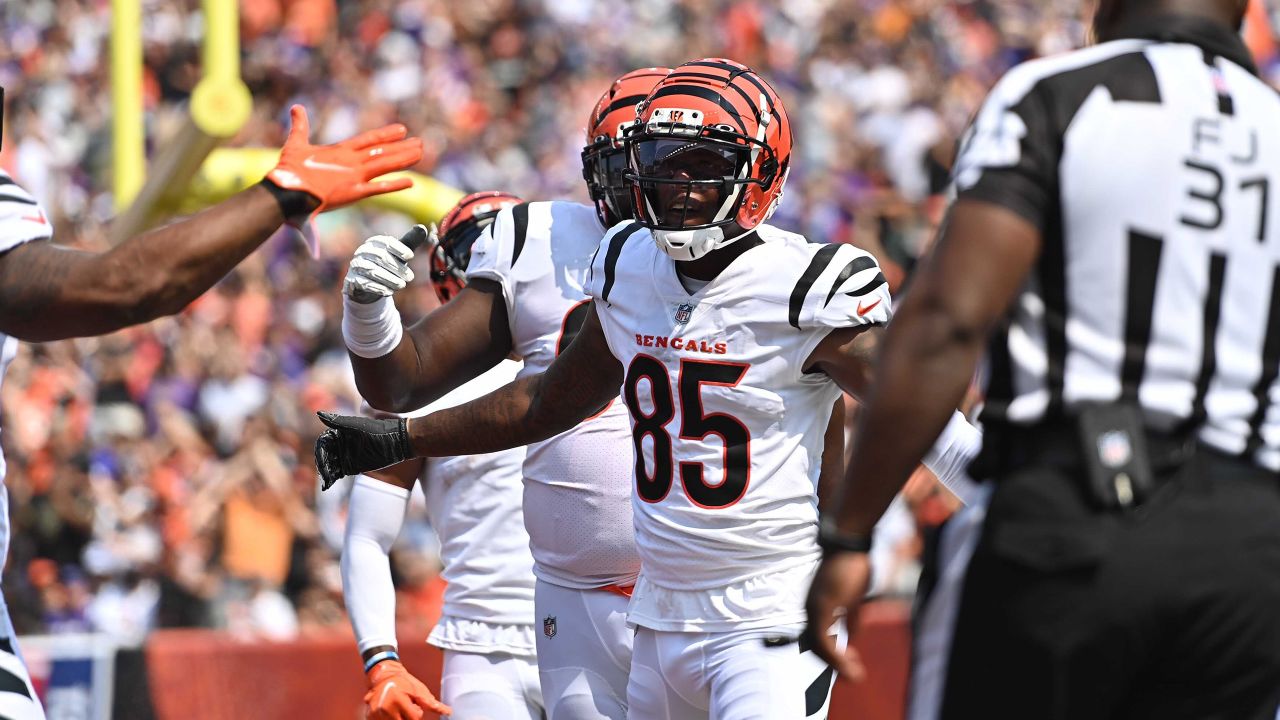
[
  {"left": 649, "top": 85, "right": 746, "bottom": 133},
  {"left": 1186, "top": 253, "right": 1228, "bottom": 428},
  {"left": 1245, "top": 266, "right": 1280, "bottom": 456},
  {"left": 1041, "top": 215, "right": 1069, "bottom": 417},
  {"left": 509, "top": 203, "right": 530, "bottom": 266},
  {"left": 0, "top": 665, "right": 31, "bottom": 699},
  {"left": 789, "top": 243, "right": 842, "bottom": 330},
  {"left": 0, "top": 176, "right": 14, "bottom": 187},
  {"left": 844, "top": 272, "right": 887, "bottom": 300},
  {"left": 981, "top": 326, "right": 1016, "bottom": 421},
  {"left": 601, "top": 222, "right": 644, "bottom": 303},
  {"left": 804, "top": 666, "right": 835, "bottom": 716},
  {"left": 0, "top": 193, "right": 37, "bottom": 206},
  {"left": 824, "top": 255, "right": 877, "bottom": 307},
  {"left": 1120, "top": 230, "right": 1164, "bottom": 403},
  {"left": 1204, "top": 50, "right": 1235, "bottom": 116}
]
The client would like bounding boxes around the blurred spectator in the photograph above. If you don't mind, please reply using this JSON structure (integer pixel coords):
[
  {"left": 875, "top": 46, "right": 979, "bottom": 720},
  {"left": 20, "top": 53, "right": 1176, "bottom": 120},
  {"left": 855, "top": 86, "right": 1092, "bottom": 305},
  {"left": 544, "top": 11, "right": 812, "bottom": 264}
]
[{"left": 0, "top": 0, "right": 1273, "bottom": 638}]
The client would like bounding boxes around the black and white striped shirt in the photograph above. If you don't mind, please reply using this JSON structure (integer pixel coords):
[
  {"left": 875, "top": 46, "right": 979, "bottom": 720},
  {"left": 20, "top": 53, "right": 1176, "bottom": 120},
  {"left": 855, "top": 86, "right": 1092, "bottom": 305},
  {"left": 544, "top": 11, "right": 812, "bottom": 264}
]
[{"left": 955, "top": 15, "right": 1280, "bottom": 470}]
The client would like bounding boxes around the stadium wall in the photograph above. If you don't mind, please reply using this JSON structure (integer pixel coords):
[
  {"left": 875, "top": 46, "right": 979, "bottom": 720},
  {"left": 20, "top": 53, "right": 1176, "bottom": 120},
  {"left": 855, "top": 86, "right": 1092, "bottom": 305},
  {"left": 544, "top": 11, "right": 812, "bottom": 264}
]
[{"left": 39, "top": 600, "right": 910, "bottom": 718}]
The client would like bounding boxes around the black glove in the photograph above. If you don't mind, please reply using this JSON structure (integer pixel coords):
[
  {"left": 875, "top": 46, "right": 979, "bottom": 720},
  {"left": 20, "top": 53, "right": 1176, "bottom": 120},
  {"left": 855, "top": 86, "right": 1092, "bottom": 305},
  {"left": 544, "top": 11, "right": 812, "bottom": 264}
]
[{"left": 314, "top": 412, "right": 413, "bottom": 490}]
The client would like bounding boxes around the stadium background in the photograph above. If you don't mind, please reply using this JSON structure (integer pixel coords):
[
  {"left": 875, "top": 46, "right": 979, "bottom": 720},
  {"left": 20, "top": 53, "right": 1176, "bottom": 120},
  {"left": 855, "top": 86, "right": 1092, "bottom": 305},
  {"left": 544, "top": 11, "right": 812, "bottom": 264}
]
[{"left": 0, "top": 0, "right": 1276, "bottom": 717}]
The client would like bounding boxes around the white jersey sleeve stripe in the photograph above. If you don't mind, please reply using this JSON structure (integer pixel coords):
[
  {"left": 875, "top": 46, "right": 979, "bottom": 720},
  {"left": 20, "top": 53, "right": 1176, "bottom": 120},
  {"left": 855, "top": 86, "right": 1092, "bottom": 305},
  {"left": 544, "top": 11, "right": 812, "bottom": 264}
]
[{"left": 0, "top": 174, "right": 53, "bottom": 255}]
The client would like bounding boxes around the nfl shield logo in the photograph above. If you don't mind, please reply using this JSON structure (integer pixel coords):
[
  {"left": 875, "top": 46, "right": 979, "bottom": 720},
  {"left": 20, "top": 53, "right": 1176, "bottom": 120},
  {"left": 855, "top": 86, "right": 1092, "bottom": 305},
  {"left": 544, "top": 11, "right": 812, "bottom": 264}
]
[
  {"left": 674, "top": 303, "right": 695, "bottom": 325},
  {"left": 1097, "top": 430, "right": 1133, "bottom": 469},
  {"left": 543, "top": 615, "right": 557, "bottom": 638}
]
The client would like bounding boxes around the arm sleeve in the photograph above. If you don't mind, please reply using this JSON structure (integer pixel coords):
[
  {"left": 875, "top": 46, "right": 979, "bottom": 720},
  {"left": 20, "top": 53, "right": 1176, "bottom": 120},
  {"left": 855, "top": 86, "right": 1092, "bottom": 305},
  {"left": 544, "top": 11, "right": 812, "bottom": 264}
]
[
  {"left": 951, "top": 71, "right": 1059, "bottom": 231},
  {"left": 342, "top": 475, "right": 412, "bottom": 653},
  {"left": 920, "top": 410, "right": 983, "bottom": 506}
]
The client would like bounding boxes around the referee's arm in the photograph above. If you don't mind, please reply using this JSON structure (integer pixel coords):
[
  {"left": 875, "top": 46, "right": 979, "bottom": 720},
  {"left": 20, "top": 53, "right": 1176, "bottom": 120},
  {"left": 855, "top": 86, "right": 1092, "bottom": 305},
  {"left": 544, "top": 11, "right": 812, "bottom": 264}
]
[{"left": 805, "top": 200, "right": 1040, "bottom": 677}]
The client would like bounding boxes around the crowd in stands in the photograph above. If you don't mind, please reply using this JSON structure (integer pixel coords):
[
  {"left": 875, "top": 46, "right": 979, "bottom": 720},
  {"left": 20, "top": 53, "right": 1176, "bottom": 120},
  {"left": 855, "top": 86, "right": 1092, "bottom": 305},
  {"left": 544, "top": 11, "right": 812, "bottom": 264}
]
[{"left": 0, "top": 0, "right": 1275, "bottom": 643}]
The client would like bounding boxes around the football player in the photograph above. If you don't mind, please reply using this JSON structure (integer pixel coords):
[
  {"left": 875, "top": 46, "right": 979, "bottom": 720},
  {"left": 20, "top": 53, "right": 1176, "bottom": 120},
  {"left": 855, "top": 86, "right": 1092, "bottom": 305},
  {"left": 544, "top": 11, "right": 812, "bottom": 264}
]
[
  {"left": 315, "top": 59, "right": 980, "bottom": 719},
  {"left": 334, "top": 69, "right": 670, "bottom": 720},
  {"left": 344, "top": 192, "right": 544, "bottom": 720},
  {"left": 0, "top": 104, "right": 422, "bottom": 718}
]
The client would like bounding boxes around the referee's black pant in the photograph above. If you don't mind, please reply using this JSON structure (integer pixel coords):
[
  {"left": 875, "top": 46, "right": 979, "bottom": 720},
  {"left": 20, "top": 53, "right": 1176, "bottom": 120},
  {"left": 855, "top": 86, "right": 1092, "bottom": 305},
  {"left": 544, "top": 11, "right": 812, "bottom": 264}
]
[{"left": 937, "top": 438, "right": 1280, "bottom": 719}]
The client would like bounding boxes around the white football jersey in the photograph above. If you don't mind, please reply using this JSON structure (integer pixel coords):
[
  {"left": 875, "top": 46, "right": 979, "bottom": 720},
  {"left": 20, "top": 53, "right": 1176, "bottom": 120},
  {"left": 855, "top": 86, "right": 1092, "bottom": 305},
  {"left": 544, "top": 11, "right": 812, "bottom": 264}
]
[
  {"left": 467, "top": 201, "right": 640, "bottom": 589},
  {"left": 0, "top": 171, "right": 53, "bottom": 577},
  {"left": 586, "top": 222, "right": 892, "bottom": 626},
  {"left": 421, "top": 359, "right": 536, "bottom": 627}
]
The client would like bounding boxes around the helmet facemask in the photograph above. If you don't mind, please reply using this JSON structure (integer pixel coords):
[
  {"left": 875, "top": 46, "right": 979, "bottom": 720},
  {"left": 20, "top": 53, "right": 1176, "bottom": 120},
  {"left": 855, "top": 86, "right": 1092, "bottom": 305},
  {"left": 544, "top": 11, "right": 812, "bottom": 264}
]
[
  {"left": 581, "top": 130, "right": 637, "bottom": 228},
  {"left": 624, "top": 120, "right": 779, "bottom": 261},
  {"left": 428, "top": 219, "right": 486, "bottom": 302}
]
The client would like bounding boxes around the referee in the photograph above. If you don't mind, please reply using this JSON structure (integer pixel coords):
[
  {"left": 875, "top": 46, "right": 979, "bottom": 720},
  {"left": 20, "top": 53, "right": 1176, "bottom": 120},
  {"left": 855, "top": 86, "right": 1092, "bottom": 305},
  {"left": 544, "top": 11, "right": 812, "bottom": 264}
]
[{"left": 807, "top": 0, "right": 1280, "bottom": 717}]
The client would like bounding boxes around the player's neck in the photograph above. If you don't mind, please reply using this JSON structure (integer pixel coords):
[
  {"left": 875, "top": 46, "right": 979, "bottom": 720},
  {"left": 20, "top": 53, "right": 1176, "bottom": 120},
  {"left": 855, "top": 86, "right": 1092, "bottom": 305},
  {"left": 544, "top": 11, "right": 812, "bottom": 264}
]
[{"left": 676, "top": 233, "right": 763, "bottom": 281}]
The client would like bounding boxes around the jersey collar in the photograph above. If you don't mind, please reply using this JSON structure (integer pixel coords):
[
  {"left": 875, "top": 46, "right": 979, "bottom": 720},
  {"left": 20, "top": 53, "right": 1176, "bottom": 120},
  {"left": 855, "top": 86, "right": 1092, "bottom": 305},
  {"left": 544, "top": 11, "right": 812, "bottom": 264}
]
[{"left": 1110, "top": 13, "right": 1258, "bottom": 77}]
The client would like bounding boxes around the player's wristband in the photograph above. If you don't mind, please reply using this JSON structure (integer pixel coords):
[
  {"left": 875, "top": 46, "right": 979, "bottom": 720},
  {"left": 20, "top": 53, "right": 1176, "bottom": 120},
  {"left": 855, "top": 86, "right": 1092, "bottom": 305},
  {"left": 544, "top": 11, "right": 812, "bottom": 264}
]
[
  {"left": 363, "top": 649, "right": 400, "bottom": 673},
  {"left": 259, "top": 176, "right": 320, "bottom": 223},
  {"left": 818, "top": 521, "right": 873, "bottom": 555},
  {"left": 343, "top": 295, "right": 404, "bottom": 359}
]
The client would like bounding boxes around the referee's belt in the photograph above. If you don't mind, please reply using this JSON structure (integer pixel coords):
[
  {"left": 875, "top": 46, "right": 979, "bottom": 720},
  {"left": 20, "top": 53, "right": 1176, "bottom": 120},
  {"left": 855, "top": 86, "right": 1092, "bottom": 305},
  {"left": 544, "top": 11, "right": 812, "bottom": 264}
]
[{"left": 974, "top": 416, "right": 1275, "bottom": 484}]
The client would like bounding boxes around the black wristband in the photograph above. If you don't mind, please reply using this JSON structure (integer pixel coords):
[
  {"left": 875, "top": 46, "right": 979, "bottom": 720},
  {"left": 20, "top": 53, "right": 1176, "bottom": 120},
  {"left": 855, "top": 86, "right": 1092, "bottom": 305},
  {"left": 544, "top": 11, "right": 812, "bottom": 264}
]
[
  {"left": 260, "top": 176, "right": 320, "bottom": 221},
  {"left": 818, "top": 520, "right": 873, "bottom": 555}
]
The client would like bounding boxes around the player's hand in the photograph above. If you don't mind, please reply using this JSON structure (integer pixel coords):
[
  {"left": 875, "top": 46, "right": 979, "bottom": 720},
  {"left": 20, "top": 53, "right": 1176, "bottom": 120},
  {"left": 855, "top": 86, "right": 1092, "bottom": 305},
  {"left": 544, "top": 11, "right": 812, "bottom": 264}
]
[
  {"left": 364, "top": 660, "right": 451, "bottom": 718},
  {"left": 314, "top": 412, "right": 412, "bottom": 490},
  {"left": 804, "top": 551, "right": 871, "bottom": 681},
  {"left": 345, "top": 225, "right": 429, "bottom": 304},
  {"left": 266, "top": 104, "right": 424, "bottom": 218}
]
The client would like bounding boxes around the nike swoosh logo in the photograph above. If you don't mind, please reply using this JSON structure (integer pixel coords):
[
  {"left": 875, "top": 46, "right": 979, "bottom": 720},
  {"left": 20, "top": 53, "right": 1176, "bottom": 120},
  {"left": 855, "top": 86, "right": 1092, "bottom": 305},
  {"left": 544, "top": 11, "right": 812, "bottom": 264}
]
[
  {"left": 303, "top": 157, "right": 351, "bottom": 173},
  {"left": 378, "top": 681, "right": 395, "bottom": 708},
  {"left": 857, "top": 298, "right": 882, "bottom": 317},
  {"left": 21, "top": 211, "right": 46, "bottom": 225}
]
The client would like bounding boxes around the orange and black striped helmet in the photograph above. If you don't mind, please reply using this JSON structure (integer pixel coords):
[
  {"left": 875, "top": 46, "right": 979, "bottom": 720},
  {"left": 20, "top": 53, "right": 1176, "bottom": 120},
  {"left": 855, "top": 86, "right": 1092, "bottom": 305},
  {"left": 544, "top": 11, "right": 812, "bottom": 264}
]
[
  {"left": 623, "top": 58, "right": 792, "bottom": 259},
  {"left": 429, "top": 191, "right": 524, "bottom": 301},
  {"left": 582, "top": 67, "right": 671, "bottom": 228}
]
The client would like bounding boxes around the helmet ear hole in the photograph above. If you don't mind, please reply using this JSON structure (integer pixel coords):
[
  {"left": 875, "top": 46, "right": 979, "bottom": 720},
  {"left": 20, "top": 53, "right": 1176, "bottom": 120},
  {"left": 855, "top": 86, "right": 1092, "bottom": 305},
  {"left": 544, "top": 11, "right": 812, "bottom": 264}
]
[{"left": 758, "top": 157, "right": 778, "bottom": 185}]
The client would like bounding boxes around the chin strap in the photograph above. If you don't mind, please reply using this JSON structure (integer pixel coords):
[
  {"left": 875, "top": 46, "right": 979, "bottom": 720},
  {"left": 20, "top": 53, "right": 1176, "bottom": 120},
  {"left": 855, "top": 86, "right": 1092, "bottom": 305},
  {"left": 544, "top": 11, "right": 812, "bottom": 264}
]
[{"left": 653, "top": 224, "right": 754, "bottom": 261}]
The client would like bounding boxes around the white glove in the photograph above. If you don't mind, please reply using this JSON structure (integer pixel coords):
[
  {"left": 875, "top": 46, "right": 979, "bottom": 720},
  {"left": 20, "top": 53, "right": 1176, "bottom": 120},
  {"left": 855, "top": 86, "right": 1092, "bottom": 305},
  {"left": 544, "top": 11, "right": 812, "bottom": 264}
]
[{"left": 344, "top": 233, "right": 418, "bottom": 304}]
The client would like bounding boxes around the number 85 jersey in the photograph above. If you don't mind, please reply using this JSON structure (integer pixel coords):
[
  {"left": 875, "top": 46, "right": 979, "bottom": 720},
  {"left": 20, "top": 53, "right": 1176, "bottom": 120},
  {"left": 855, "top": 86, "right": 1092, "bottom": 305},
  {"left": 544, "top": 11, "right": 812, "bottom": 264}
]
[{"left": 586, "top": 222, "right": 892, "bottom": 605}]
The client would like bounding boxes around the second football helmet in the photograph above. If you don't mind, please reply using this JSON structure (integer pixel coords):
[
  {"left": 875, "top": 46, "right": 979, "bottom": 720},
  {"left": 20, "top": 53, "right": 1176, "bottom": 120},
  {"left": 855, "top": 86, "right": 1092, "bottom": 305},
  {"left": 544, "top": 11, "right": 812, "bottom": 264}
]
[
  {"left": 624, "top": 58, "right": 792, "bottom": 261},
  {"left": 429, "top": 191, "right": 524, "bottom": 301},
  {"left": 582, "top": 67, "right": 671, "bottom": 229}
]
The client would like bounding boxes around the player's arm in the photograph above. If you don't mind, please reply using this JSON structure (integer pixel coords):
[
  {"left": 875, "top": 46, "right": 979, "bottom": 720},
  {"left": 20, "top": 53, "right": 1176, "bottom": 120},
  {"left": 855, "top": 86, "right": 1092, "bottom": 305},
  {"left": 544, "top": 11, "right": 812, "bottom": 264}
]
[
  {"left": 347, "top": 279, "right": 513, "bottom": 413},
  {"left": 0, "top": 186, "right": 288, "bottom": 340},
  {"left": 820, "top": 200, "right": 1036, "bottom": 543},
  {"left": 805, "top": 201, "right": 1040, "bottom": 678},
  {"left": 0, "top": 105, "right": 422, "bottom": 342},
  {"left": 315, "top": 302, "right": 621, "bottom": 487},
  {"left": 341, "top": 459, "right": 451, "bottom": 717}
]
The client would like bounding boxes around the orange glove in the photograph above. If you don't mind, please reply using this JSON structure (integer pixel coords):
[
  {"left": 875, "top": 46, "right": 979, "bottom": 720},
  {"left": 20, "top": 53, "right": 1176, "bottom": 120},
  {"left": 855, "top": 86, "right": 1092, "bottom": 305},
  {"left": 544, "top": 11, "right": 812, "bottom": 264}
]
[
  {"left": 364, "top": 660, "right": 452, "bottom": 719},
  {"left": 265, "top": 104, "right": 424, "bottom": 221}
]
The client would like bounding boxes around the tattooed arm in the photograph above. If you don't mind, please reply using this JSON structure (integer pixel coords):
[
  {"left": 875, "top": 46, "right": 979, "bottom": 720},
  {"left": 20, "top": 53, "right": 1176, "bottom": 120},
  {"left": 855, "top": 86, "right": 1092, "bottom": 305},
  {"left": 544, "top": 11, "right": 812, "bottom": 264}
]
[
  {"left": 406, "top": 301, "right": 621, "bottom": 457},
  {"left": 0, "top": 185, "right": 294, "bottom": 342}
]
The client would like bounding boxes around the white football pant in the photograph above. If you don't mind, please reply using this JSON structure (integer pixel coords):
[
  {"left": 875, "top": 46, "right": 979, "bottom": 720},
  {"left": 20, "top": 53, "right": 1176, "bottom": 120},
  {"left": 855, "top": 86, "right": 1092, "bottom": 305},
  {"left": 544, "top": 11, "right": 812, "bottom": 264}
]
[
  {"left": 534, "top": 579, "right": 632, "bottom": 719},
  {"left": 627, "top": 620, "right": 845, "bottom": 720}
]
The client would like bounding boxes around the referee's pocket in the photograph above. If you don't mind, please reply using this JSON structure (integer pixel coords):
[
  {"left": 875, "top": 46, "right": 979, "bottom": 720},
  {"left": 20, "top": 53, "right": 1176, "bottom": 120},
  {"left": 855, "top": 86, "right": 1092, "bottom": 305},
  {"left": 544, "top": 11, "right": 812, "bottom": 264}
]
[
  {"left": 987, "top": 520, "right": 1114, "bottom": 572},
  {"left": 984, "top": 466, "right": 1117, "bottom": 572}
]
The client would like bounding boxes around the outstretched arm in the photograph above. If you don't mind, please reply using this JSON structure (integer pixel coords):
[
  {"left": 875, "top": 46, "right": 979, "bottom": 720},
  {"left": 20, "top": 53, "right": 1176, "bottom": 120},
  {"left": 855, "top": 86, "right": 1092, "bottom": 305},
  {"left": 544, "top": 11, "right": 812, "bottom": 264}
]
[
  {"left": 316, "top": 301, "right": 621, "bottom": 486},
  {"left": 0, "top": 105, "right": 422, "bottom": 342},
  {"left": 406, "top": 301, "right": 619, "bottom": 456},
  {"left": 0, "top": 186, "right": 287, "bottom": 340}
]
